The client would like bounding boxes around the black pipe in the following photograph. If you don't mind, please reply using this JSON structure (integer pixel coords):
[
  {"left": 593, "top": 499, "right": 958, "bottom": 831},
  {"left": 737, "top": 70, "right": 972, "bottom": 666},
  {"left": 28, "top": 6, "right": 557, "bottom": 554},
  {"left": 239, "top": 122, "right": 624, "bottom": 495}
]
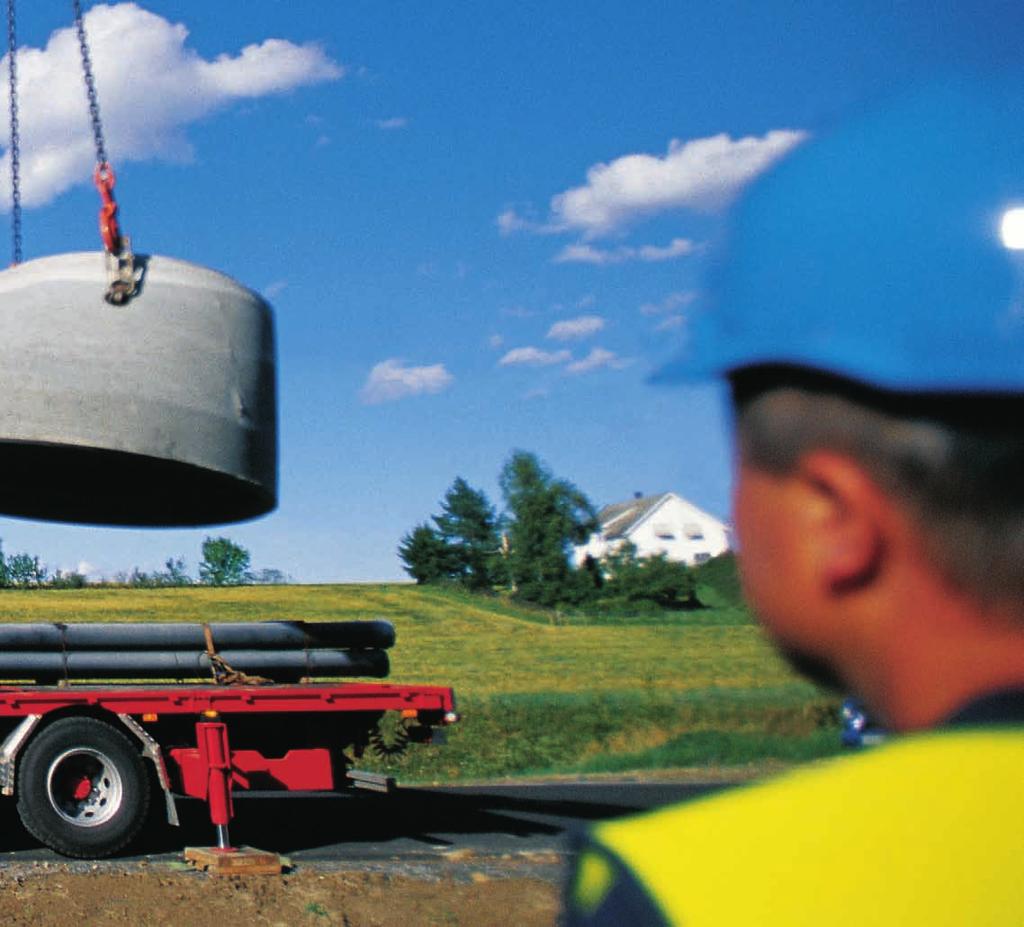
[
  {"left": 0, "top": 647, "right": 390, "bottom": 682},
  {"left": 0, "top": 620, "right": 396, "bottom": 651}
]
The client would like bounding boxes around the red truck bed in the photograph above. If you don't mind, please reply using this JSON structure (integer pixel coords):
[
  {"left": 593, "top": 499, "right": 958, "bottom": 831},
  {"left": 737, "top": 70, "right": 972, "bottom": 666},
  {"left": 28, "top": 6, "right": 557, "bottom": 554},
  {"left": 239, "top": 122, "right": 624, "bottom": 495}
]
[{"left": 0, "top": 681, "right": 456, "bottom": 716}]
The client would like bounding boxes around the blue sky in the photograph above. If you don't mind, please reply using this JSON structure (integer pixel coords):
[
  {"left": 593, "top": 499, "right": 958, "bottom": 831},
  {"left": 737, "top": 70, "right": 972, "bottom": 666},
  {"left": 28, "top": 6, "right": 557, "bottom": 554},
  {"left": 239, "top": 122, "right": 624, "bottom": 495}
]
[{"left": 0, "top": 1, "right": 1020, "bottom": 582}]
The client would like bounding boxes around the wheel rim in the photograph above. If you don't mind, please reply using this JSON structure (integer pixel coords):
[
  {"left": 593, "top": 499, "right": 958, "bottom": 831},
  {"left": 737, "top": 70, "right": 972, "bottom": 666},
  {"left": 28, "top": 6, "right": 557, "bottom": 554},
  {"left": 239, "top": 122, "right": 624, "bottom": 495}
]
[{"left": 45, "top": 747, "right": 124, "bottom": 827}]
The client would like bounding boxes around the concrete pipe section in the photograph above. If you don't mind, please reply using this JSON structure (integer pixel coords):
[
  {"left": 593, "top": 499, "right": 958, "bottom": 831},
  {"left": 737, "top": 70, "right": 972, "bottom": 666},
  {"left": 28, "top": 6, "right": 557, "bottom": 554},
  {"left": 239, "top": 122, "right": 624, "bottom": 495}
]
[{"left": 0, "top": 252, "right": 276, "bottom": 525}]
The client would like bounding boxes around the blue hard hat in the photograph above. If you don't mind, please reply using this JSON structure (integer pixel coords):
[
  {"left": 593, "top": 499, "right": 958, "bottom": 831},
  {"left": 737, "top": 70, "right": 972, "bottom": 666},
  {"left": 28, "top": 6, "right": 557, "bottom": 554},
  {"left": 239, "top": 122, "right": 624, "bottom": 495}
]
[{"left": 656, "top": 73, "right": 1024, "bottom": 393}]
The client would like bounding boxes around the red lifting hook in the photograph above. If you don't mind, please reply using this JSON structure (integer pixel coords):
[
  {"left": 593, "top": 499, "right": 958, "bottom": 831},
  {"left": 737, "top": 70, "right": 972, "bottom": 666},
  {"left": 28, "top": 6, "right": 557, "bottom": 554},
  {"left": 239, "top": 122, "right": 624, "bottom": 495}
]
[{"left": 93, "top": 162, "right": 123, "bottom": 255}]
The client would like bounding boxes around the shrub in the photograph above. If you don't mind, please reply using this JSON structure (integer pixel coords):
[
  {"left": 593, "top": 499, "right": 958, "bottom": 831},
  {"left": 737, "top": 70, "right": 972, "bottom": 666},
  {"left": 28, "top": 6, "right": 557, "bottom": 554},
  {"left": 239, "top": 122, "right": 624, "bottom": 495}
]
[
  {"left": 601, "top": 543, "right": 698, "bottom": 609},
  {"left": 696, "top": 551, "right": 743, "bottom": 605},
  {"left": 49, "top": 570, "right": 88, "bottom": 589}
]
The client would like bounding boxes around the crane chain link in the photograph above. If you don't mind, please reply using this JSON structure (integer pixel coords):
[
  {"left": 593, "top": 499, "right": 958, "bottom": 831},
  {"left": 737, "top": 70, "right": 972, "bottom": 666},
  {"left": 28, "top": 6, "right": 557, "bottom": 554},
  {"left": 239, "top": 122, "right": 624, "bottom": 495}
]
[
  {"left": 72, "top": 0, "right": 136, "bottom": 302},
  {"left": 72, "top": 0, "right": 108, "bottom": 169},
  {"left": 6, "top": 0, "right": 20, "bottom": 265},
  {"left": 5, "top": 1, "right": 135, "bottom": 297}
]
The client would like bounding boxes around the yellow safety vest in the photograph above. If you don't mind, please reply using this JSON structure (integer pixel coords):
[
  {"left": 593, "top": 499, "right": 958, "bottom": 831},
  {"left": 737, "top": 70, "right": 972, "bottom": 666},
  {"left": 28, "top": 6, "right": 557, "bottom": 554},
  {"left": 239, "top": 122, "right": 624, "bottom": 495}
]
[{"left": 568, "top": 729, "right": 1024, "bottom": 926}]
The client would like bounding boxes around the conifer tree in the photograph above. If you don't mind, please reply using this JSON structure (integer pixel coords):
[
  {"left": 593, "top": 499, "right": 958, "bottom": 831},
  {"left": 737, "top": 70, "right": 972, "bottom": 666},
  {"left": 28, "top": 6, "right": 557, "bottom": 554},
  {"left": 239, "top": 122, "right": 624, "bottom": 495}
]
[
  {"left": 397, "top": 522, "right": 451, "bottom": 584},
  {"left": 499, "top": 451, "right": 597, "bottom": 605},
  {"left": 433, "top": 477, "right": 500, "bottom": 590}
]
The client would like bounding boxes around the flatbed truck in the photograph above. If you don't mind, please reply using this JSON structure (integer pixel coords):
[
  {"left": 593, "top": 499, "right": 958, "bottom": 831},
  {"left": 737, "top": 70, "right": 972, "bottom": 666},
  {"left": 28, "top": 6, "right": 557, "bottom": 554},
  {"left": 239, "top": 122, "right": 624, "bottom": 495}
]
[{"left": 0, "top": 678, "right": 458, "bottom": 858}]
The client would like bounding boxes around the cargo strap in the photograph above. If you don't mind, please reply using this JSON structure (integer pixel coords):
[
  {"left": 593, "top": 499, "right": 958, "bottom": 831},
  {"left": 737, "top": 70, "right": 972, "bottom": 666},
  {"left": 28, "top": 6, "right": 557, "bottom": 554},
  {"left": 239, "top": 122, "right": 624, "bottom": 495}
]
[{"left": 202, "top": 624, "right": 270, "bottom": 686}]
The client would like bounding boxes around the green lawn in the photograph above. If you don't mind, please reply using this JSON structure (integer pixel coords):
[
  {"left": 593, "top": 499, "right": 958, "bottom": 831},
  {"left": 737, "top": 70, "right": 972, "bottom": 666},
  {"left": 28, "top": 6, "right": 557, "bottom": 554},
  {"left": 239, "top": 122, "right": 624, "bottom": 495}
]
[{"left": 0, "top": 583, "right": 843, "bottom": 780}]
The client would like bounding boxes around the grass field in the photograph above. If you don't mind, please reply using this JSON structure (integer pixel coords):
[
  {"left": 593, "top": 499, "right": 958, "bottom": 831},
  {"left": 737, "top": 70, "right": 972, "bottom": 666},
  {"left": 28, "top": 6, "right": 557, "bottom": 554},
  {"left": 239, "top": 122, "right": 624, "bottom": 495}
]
[{"left": 0, "top": 582, "right": 843, "bottom": 780}]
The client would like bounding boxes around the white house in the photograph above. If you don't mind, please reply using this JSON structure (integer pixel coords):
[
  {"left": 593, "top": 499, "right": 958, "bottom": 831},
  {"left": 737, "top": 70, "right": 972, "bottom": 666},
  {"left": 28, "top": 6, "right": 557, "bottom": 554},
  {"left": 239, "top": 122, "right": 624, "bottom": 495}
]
[{"left": 573, "top": 492, "right": 730, "bottom": 568}]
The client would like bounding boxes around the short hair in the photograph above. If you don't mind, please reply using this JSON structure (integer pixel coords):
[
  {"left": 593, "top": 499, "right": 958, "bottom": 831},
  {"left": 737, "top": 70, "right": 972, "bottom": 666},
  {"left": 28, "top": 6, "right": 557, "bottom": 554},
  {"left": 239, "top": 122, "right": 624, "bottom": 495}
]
[{"left": 730, "top": 366, "right": 1024, "bottom": 609}]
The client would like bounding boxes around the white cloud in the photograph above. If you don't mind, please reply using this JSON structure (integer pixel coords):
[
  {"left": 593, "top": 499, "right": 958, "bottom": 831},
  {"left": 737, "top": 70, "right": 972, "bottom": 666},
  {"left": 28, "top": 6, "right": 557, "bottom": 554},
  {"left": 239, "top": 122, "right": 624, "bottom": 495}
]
[
  {"left": 547, "top": 315, "right": 605, "bottom": 341},
  {"left": 497, "top": 208, "right": 530, "bottom": 235},
  {"left": 488, "top": 334, "right": 504, "bottom": 349},
  {"left": 376, "top": 116, "right": 408, "bottom": 130},
  {"left": 360, "top": 359, "right": 454, "bottom": 404},
  {"left": 637, "top": 238, "right": 697, "bottom": 262},
  {"left": 654, "top": 314, "right": 685, "bottom": 331},
  {"left": 0, "top": 3, "right": 343, "bottom": 208},
  {"left": 641, "top": 291, "right": 696, "bottom": 333},
  {"left": 496, "top": 207, "right": 559, "bottom": 236},
  {"left": 552, "top": 244, "right": 618, "bottom": 265},
  {"left": 549, "top": 130, "right": 807, "bottom": 237},
  {"left": 263, "top": 280, "right": 288, "bottom": 299},
  {"left": 640, "top": 291, "right": 696, "bottom": 316},
  {"left": 553, "top": 237, "right": 696, "bottom": 265},
  {"left": 566, "top": 347, "right": 632, "bottom": 375},
  {"left": 499, "top": 346, "right": 571, "bottom": 367},
  {"left": 496, "top": 206, "right": 566, "bottom": 236}
]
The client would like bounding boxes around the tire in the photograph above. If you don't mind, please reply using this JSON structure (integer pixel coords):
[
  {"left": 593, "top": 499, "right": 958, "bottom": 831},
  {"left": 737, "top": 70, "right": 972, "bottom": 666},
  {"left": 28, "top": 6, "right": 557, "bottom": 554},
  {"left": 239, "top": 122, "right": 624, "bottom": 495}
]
[{"left": 16, "top": 717, "right": 150, "bottom": 858}]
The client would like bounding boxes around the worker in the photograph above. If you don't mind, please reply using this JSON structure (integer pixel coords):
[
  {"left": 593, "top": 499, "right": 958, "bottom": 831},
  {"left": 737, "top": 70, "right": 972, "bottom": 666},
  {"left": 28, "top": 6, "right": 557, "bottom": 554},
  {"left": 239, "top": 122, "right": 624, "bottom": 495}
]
[{"left": 563, "top": 73, "right": 1024, "bottom": 926}]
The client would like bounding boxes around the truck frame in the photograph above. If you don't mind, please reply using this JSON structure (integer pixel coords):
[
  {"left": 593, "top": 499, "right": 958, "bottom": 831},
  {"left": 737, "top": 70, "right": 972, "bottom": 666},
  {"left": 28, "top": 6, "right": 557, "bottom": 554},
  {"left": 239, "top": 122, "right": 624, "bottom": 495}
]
[{"left": 0, "top": 679, "right": 458, "bottom": 858}]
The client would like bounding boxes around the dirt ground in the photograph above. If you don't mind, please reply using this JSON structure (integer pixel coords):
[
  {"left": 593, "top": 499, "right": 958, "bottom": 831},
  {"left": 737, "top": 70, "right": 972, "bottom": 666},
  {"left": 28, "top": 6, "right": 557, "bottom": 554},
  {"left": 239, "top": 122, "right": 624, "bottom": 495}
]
[{"left": 0, "top": 858, "right": 561, "bottom": 927}]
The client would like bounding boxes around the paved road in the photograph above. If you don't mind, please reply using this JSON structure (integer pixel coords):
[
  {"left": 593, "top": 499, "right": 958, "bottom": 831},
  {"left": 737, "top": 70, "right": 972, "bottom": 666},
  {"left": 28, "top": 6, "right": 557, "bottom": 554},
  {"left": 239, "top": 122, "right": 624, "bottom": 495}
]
[{"left": 0, "top": 781, "right": 730, "bottom": 866}]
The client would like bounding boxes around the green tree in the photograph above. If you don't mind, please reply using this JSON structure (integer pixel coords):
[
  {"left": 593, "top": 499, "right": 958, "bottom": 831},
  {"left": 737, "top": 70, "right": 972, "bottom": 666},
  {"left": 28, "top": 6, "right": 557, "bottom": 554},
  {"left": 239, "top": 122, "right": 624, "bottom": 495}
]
[
  {"left": 432, "top": 477, "right": 500, "bottom": 590},
  {"left": 398, "top": 522, "right": 451, "bottom": 584},
  {"left": 7, "top": 553, "right": 46, "bottom": 587},
  {"left": 199, "top": 536, "right": 251, "bottom": 586},
  {"left": 499, "top": 450, "right": 597, "bottom": 606}
]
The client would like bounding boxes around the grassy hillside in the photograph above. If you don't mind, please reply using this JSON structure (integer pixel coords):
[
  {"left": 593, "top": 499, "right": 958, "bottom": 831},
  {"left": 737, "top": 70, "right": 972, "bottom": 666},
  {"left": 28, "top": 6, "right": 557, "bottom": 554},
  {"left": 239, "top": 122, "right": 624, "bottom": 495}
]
[{"left": 0, "top": 583, "right": 842, "bottom": 780}]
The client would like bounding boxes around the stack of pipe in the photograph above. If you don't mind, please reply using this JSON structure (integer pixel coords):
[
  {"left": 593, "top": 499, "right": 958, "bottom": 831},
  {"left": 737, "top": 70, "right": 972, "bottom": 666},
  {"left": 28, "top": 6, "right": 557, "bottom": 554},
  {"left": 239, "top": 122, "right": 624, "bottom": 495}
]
[{"left": 0, "top": 620, "right": 395, "bottom": 684}]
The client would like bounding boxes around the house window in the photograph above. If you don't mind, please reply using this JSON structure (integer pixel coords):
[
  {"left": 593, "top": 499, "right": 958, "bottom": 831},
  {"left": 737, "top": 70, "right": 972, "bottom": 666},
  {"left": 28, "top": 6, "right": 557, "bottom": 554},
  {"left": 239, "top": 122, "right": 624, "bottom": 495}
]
[
  {"left": 693, "top": 552, "right": 711, "bottom": 564},
  {"left": 653, "top": 522, "right": 675, "bottom": 540},
  {"left": 684, "top": 523, "right": 704, "bottom": 540}
]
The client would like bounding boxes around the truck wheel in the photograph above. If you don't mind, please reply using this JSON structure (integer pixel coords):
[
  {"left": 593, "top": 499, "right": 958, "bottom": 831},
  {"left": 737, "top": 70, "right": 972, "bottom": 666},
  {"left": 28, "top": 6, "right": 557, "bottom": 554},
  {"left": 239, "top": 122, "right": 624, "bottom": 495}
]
[{"left": 16, "top": 717, "right": 150, "bottom": 858}]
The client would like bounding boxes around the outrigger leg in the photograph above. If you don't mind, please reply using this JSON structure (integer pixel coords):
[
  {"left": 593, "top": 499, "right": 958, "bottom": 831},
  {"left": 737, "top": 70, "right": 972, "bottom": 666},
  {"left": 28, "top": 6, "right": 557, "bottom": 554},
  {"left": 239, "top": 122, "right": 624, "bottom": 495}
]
[
  {"left": 183, "top": 718, "right": 281, "bottom": 875},
  {"left": 196, "top": 720, "right": 234, "bottom": 849}
]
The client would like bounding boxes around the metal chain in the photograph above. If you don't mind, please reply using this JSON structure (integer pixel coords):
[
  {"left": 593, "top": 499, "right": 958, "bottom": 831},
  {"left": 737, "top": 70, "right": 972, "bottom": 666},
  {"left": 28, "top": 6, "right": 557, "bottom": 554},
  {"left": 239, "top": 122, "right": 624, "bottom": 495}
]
[
  {"left": 71, "top": 0, "right": 137, "bottom": 301},
  {"left": 72, "top": 0, "right": 108, "bottom": 168},
  {"left": 6, "top": 0, "right": 20, "bottom": 265}
]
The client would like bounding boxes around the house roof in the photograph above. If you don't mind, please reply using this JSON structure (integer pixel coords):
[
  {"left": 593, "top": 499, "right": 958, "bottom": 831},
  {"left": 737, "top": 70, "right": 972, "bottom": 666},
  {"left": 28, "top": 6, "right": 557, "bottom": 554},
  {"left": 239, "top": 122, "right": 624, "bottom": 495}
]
[{"left": 597, "top": 493, "right": 672, "bottom": 540}]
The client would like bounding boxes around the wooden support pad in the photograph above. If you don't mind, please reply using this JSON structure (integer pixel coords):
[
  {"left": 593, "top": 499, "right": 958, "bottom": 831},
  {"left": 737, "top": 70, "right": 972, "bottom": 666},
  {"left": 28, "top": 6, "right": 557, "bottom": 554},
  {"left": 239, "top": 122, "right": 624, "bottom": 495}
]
[{"left": 184, "top": 846, "right": 283, "bottom": 875}]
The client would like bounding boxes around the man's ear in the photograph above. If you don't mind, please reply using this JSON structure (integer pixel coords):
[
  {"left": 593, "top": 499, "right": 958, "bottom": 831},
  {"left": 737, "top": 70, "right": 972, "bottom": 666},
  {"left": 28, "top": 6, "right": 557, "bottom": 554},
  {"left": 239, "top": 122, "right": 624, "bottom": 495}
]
[{"left": 793, "top": 450, "right": 888, "bottom": 594}]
